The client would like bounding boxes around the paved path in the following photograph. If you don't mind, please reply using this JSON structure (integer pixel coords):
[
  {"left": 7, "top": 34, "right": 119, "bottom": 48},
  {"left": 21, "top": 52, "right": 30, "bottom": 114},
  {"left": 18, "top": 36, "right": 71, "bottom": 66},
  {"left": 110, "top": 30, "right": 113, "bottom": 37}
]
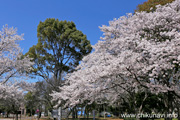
[{"left": 0, "top": 119, "right": 13, "bottom": 120}]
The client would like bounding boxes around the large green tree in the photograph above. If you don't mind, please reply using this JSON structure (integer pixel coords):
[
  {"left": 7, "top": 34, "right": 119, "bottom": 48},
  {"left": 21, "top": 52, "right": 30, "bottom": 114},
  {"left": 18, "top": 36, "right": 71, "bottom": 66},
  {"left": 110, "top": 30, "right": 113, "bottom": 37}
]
[
  {"left": 135, "top": 0, "right": 175, "bottom": 12},
  {"left": 26, "top": 19, "right": 92, "bottom": 111},
  {"left": 26, "top": 18, "right": 92, "bottom": 88}
]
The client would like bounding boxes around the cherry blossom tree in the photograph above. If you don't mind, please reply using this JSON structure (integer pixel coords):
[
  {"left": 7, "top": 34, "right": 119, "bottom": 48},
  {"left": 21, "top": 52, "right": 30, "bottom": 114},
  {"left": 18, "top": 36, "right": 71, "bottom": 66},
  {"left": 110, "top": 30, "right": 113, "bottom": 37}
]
[
  {"left": 0, "top": 25, "right": 33, "bottom": 84},
  {"left": 51, "top": 0, "right": 180, "bottom": 116},
  {"left": 0, "top": 25, "right": 34, "bottom": 120}
]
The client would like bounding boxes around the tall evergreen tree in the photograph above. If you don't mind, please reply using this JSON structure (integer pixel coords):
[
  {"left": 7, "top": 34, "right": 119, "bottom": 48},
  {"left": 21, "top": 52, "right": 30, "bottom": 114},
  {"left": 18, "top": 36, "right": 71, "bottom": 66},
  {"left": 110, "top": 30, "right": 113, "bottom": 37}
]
[
  {"left": 26, "top": 18, "right": 92, "bottom": 87},
  {"left": 26, "top": 18, "right": 92, "bottom": 110}
]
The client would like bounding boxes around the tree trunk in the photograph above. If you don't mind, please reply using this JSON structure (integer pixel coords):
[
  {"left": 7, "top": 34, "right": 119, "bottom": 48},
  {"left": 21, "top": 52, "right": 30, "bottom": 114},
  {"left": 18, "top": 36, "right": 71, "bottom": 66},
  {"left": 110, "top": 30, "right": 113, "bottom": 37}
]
[
  {"left": 38, "top": 111, "right": 41, "bottom": 120},
  {"left": 80, "top": 107, "right": 83, "bottom": 117},
  {"left": 31, "top": 109, "right": 33, "bottom": 120},
  {"left": 138, "top": 92, "right": 148, "bottom": 114},
  {"left": 72, "top": 108, "right": 75, "bottom": 119},
  {"left": 85, "top": 107, "right": 89, "bottom": 119},
  {"left": 15, "top": 113, "right": 18, "bottom": 120},
  {"left": 164, "top": 91, "right": 172, "bottom": 120},
  {"left": 177, "top": 107, "right": 180, "bottom": 120},
  {"left": 87, "top": 112, "right": 89, "bottom": 119},
  {"left": 6, "top": 112, "right": 9, "bottom": 118},
  {"left": 83, "top": 110, "right": 86, "bottom": 118},
  {"left": 75, "top": 107, "right": 78, "bottom": 118}
]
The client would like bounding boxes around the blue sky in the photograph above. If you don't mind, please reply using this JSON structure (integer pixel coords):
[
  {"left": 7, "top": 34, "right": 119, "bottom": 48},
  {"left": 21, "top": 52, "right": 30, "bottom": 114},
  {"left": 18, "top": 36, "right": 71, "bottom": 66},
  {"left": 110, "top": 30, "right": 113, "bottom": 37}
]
[{"left": 0, "top": 0, "right": 146, "bottom": 54}]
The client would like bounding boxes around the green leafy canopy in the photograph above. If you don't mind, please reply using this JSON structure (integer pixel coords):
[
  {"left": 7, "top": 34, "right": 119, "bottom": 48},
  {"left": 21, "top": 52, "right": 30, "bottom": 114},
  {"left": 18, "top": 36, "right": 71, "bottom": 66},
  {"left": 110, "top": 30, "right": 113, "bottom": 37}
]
[{"left": 26, "top": 18, "right": 92, "bottom": 79}]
